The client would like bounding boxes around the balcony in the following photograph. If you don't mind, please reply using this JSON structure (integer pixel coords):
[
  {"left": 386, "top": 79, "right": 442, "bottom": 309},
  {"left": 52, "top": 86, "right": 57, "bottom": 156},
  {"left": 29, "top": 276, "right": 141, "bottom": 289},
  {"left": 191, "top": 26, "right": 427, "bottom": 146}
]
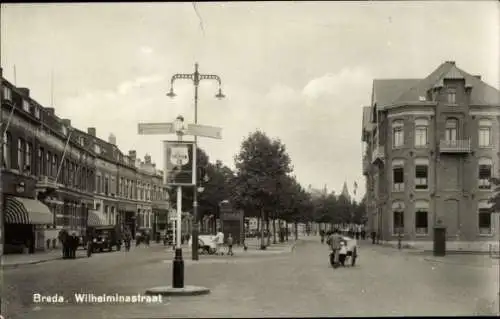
[
  {"left": 439, "top": 139, "right": 471, "bottom": 153},
  {"left": 36, "top": 176, "right": 59, "bottom": 191},
  {"left": 371, "top": 145, "right": 385, "bottom": 164},
  {"left": 362, "top": 155, "right": 370, "bottom": 175}
]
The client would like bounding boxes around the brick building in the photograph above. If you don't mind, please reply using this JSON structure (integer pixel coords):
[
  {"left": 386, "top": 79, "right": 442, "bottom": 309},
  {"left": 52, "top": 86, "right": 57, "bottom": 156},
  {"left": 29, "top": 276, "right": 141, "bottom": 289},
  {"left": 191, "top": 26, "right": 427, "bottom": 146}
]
[
  {"left": 1, "top": 69, "right": 169, "bottom": 254},
  {"left": 361, "top": 61, "right": 500, "bottom": 251}
]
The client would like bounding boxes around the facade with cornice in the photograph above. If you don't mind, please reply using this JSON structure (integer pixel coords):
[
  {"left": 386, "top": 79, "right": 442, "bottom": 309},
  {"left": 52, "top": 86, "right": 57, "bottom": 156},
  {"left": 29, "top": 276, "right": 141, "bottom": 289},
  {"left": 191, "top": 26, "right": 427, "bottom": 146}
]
[
  {"left": 1, "top": 68, "right": 169, "bottom": 254},
  {"left": 361, "top": 61, "right": 500, "bottom": 251}
]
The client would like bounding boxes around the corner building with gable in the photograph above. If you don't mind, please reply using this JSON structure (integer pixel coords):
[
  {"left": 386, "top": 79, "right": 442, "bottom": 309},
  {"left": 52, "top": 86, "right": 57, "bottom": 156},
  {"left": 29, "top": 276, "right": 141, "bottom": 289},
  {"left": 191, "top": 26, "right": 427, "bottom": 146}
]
[{"left": 361, "top": 61, "right": 500, "bottom": 251}]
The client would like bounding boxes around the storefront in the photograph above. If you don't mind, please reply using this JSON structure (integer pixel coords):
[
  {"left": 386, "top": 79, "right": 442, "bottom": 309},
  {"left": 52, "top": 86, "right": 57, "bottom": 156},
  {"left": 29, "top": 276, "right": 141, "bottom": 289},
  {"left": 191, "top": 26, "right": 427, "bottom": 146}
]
[
  {"left": 3, "top": 195, "right": 54, "bottom": 254},
  {"left": 118, "top": 202, "right": 137, "bottom": 235}
]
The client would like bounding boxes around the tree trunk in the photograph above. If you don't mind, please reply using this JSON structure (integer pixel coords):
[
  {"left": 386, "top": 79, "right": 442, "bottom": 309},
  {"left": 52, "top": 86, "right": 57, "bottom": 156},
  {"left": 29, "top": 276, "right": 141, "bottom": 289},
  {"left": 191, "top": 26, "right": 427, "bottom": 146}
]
[
  {"left": 294, "top": 221, "right": 298, "bottom": 240},
  {"left": 260, "top": 208, "right": 265, "bottom": 250},
  {"left": 285, "top": 222, "right": 289, "bottom": 241},
  {"left": 278, "top": 220, "right": 284, "bottom": 243},
  {"left": 266, "top": 217, "right": 271, "bottom": 246},
  {"left": 272, "top": 216, "right": 277, "bottom": 244}
]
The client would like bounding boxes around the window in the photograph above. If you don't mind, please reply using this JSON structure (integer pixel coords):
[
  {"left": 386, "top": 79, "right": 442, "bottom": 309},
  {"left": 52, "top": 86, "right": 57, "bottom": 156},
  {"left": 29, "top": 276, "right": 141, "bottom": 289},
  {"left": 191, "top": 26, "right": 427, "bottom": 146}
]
[
  {"left": 37, "top": 148, "right": 43, "bottom": 176},
  {"left": 52, "top": 155, "right": 58, "bottom": 179},
  {"left": 3, "top": 132, "right": 11, "bottom": 168},
  {"left": 22, "top": 99, "right": 30, "bottom": 112},
  {"left": 97, "top": 174, "right": 102, "bottom": 193},
  {"left": 392, "top": 120, "right": 404, "bottom": 148},
  {"left": 34, "top": 107, "right": 40, "bottom": 119},
  {"left": 478, "top": 158, "right": 492, "bottom": 190},
  {"left": 25, "top": 142, "right": 32, "bottom": 174},
  {"left": 414, "top": 118, "right": 428, "bottom": 147},
  {"left": 415, "top": 159, "right": 429, "bottom": 190},
  {"left": 392, "top": 202, "right": 404, "bottom": 235},
  {"left": 94, "top": 144, "right": 101, "bottom": 154},
  {"left": 447, "top": 88, "right": 456, "bottom": 104},
  {"left": 478, "top": 206, "right": 492, "bottom": 235},
  {"left": 111, "top": 177, "right": 115, "bottom": 194},
  {"left": 17, "top": 138, "right": 25, "bottom": 171},
  {"left": 478, "top": 119, "right": 492, "bottom": 147},
  {"left": 3, "top": 86, "right": 12, "bottom": 100},
  {"left": 392, "top": 160, "right": 405, "bottom": 192},
  {"left": 104, "top": 176, "right": 109, "bottom": 194},
  {"left": 46, "top": 152, "right": 51, "bottom": 176},
  {"left": 79, "top": 137, "right": 85, "bottom": 146},
  {"left": 414, "top": 201, "right": 429, "bottom": 235},
  {"left": 445, "top": 119, "right": 458, "bottom": 141}
]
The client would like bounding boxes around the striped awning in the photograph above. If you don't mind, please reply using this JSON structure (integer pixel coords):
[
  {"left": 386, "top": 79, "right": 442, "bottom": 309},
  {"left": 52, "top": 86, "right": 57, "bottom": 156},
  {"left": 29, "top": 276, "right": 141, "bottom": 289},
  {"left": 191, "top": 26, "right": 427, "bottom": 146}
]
[
  {"left": 87, "top": 210, "right": 108, "bottom": 227},
  {"left": 4, "top": 196, "right": 53, "bottom": 224}
]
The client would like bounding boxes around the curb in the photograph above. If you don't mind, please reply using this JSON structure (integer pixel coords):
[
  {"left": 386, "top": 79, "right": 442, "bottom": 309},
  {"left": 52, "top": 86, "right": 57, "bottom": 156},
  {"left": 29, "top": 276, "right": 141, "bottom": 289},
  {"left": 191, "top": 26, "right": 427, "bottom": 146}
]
[
  {"left": 2, "top": 256, "right": 62, "bottom": 269},
  {"left": 423, "top": 256, "right": 499, "bottom": 268},
  {"left": 2, "top": 254, "right": 89, "bottom": 269}
]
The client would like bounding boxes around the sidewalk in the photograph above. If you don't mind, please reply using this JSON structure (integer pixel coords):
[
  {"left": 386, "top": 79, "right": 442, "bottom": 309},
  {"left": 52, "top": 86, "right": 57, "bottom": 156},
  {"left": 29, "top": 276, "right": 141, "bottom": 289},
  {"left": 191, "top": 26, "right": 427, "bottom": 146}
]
[{"left": 2, "top": 249, "right": 87, "bottom": 269}]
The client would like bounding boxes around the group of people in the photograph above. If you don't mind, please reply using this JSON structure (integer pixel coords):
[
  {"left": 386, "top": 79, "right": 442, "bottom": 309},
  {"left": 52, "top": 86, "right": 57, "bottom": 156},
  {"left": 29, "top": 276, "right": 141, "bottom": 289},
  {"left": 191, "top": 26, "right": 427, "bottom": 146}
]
[
  {"left": 213, "top": 229, "right": 234, "bottom": 256},
  {"left": 58, "top": 230, "right": 80, "bottom": 259}
]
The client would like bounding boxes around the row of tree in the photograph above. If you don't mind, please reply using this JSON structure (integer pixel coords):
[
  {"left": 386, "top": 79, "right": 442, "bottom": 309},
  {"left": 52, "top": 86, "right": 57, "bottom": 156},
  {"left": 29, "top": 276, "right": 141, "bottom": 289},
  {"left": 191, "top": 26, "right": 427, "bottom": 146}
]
[{"left": 168, "top": 130, "right": 366, "bottom": 248}]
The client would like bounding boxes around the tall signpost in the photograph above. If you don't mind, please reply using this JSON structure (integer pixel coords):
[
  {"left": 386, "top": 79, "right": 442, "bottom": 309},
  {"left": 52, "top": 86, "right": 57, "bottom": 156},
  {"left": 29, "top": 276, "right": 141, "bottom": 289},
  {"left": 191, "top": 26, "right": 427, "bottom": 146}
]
[
  {"left": 140, "top": 115, "right": 222, "bottom": 296},
  {"left": 166, "top": 63, "right": 225, "bottom": 261}
]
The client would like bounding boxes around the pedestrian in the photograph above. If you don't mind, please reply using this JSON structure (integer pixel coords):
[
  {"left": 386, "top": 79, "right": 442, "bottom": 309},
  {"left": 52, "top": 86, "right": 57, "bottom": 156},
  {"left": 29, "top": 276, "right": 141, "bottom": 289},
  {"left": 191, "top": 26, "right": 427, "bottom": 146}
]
[
  {"left": 361, "top": 229, "right": 366, "bottom": 240},
  {"left": 215, "top": 229, "right": 224, "bottom": 256},
  {"left": 320, "top": 230, "right": 325, "bottom": 244},
  {"left": 371, "top": 231, "right": 376, "bottom": 244},
  {"left": 70, "top": 232, "right": 78, "bottom": 259},
  {"left": 339, "top": 241, "right": 348, "bottom": 267},
  {"left": 329, "top": 229, "right": 343, "bottom": 267},
  {"left": 227, "top": 233, "right": 234, "bottom": 256}
]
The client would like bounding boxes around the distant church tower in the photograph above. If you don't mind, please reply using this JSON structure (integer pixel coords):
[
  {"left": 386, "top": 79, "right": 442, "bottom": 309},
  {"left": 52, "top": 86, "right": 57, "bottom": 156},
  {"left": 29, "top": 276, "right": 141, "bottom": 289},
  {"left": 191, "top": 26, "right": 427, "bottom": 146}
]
[{"left": 341, "top": 181, "right": 350, "bottom": 201}]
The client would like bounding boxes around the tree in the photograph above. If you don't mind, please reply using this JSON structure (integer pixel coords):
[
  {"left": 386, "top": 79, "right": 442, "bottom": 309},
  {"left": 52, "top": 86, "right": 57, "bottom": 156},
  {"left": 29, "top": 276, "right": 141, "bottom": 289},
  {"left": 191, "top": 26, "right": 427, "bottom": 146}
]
[
  {"left": 233, "top": 131, "right": 292, "bottom": 249},
  {"left": 352, "top": 195, "right": 367, "bottom": 225}
]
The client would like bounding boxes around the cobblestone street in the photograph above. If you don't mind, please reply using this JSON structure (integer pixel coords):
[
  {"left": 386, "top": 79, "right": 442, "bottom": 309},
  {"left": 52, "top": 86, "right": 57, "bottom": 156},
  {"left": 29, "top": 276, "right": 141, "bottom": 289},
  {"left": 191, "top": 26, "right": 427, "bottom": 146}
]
[{"left": 3, "top": 237, "right": 498, "bottom": 318}]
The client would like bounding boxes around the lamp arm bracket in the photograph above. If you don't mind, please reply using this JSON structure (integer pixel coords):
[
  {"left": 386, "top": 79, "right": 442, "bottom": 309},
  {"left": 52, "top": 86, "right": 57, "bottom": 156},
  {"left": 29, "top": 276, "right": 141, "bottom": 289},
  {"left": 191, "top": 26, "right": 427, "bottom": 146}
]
[
  {"left": 199, "top": 74, "right": 222, "bottom": 86},
  {"left": 171, "top": 73, "right": 195, "bottom": 85}
]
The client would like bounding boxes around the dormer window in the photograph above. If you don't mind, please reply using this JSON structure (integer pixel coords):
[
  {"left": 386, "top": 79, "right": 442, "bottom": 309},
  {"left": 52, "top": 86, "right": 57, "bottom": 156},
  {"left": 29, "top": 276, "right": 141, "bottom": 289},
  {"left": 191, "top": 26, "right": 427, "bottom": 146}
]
[
  {"left": 2, "top": 86, "right": 12, "bottom": 101},
  {"left": 447, "top": 88, "right": 456, "bottom": 104},
  {"left": 79, "top": 137, "right": 85, "bottom": 146},
  {"left": 94, "top": 144, "right": 101, "bottom": 154},
  {"left": 22, "top": 99, "right": 30, "bottom": 112},
  {"left": 34, "top": 107, "right": 40, "bottom": 119}
]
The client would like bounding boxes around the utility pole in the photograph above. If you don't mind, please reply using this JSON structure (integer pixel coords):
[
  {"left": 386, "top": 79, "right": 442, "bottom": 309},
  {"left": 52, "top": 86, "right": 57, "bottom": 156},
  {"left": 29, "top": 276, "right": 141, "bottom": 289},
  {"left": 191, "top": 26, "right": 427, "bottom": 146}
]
[{"left": 166, "top": 63, "right": 225, "bottom": 261}]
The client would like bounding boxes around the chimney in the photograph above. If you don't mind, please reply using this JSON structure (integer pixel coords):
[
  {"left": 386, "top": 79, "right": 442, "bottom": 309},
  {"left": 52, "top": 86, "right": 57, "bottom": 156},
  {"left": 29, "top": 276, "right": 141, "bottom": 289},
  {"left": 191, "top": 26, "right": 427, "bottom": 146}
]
[
  {"left": 445, "top": 61, "right": 455, "bottom": 65},
  {"left": 474, "top": 75, "right": 481, "bottom": 80},
  {"left": 61, "top": 119, "right": 71, "bottom": 127},
  {"left": 128, "top": 150, "right": 136, "bottom": 161},
  {"left": 87, "top": 127, "right": 96, "bottom": 136},
  {"left": 145, "top": 154, "right": 151, "bottom": 164},
  {"left": 18, "top": 88, "right": 30, "bottom": 97},
  {"left": 108, "top": 133, "right": 116, "bottom": 145},
  {"left": 45, "top": 107, "right": 55, "bottom": 115}
]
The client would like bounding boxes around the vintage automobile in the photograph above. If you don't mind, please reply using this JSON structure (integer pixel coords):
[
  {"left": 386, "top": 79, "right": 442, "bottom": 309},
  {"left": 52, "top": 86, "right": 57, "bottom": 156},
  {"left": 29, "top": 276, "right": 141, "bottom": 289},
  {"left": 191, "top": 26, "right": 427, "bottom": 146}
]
[
  {"left": 90, "top": 226, "right": 122, "bottom": 253},
  {"left": 329, "top": 236, "right": 358, "bottom": 267}
]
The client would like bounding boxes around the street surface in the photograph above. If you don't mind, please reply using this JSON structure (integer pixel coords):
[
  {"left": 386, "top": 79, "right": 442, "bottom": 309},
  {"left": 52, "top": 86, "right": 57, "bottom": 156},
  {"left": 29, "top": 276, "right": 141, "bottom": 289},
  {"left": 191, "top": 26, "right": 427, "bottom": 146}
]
[{"left": 2, "top": 237, "right": 499, "bottom": 318}]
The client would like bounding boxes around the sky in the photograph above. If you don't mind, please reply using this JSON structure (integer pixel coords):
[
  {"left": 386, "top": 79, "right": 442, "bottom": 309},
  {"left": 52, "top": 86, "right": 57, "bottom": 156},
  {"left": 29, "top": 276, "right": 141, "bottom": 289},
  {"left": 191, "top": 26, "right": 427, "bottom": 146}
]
[{"left": 1, "top": 1, "right": 499, "bottom": 202}]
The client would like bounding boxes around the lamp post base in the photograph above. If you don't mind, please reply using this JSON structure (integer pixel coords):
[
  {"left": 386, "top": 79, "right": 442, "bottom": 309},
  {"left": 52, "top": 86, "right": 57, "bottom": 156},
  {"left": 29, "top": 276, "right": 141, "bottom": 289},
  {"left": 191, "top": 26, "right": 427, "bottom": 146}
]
[{"left": 172, "top": 248, "right": 184, "bottom": 288}]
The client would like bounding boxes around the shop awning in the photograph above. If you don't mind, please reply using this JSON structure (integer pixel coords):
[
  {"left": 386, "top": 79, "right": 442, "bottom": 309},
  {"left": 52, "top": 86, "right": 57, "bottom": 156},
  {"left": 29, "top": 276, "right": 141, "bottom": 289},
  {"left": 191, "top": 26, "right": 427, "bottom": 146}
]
[
  {"left": 4, "top": 196, "right": 53, "bottom": 224},
  {"left": 87, "top": 210, "right": 108, "bottom": 227}
]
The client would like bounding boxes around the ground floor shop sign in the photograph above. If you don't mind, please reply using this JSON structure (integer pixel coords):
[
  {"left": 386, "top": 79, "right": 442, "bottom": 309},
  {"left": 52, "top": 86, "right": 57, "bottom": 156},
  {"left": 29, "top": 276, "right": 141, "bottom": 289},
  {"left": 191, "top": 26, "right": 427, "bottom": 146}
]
[{"left": 219, "top": 201, "right": 244, "bottom": 245}]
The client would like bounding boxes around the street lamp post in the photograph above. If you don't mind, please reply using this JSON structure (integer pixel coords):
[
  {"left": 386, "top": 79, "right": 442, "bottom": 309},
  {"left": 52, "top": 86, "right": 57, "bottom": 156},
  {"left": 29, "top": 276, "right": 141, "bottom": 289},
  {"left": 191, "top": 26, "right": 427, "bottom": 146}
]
[{"left": 167, "top": 63, "right": 225, "bottom": 261}]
